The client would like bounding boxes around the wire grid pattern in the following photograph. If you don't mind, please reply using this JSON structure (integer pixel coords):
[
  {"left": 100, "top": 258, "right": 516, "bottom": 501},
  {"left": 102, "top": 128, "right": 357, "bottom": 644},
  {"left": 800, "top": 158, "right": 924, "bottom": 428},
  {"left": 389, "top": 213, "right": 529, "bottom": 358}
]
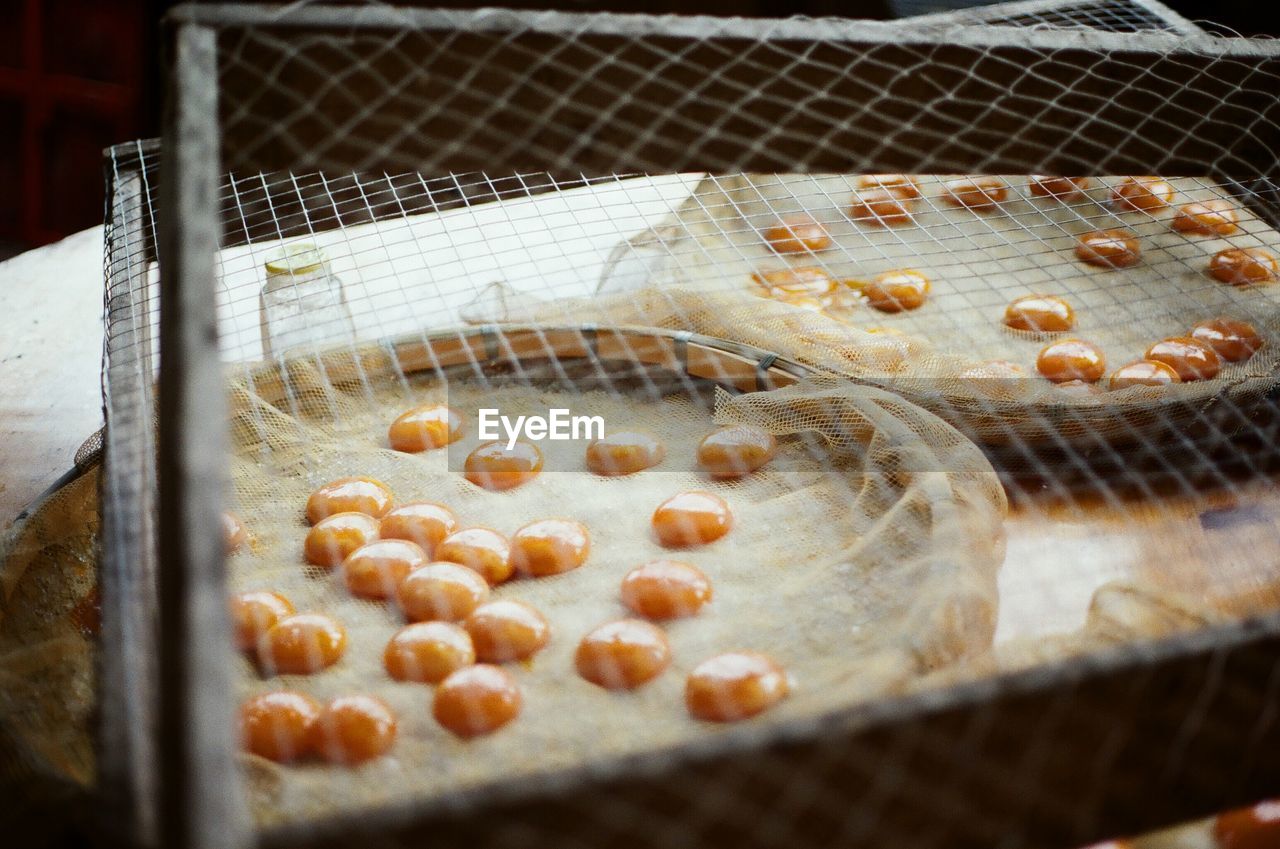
[{"left": 98, "top": 2, "right": 1280, "bottom": 848}]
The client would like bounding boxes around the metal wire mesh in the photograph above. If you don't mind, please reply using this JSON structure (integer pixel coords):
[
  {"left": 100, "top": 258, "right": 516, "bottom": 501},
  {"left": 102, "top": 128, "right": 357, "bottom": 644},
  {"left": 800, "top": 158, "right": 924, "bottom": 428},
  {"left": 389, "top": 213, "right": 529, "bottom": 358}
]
[{"left": 93, "top": 2, "right": 1280, "bottom": 849}]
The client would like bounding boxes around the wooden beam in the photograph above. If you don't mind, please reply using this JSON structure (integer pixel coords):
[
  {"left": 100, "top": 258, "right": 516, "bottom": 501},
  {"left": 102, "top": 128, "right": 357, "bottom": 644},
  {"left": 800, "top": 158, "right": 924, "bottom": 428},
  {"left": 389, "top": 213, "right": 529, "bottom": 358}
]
[{"left": 156, "top": 23, "right": 248, "bottom": 849}]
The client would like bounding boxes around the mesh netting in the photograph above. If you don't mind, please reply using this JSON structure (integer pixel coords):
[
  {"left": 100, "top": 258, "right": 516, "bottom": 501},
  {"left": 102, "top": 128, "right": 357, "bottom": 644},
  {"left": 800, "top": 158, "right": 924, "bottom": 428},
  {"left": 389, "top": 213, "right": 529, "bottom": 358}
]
[
  {"left": 219, "top": 338, "right": 1003, "bottom": 829},
  {"left": 74, "top": 1, "right": 1280, "bottom": 848}
]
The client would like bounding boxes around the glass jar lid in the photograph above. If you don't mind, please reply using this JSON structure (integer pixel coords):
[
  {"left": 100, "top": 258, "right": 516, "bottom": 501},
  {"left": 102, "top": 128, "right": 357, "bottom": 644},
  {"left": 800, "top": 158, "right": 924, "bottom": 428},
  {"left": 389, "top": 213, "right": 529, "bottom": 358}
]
[{"left": 264, "top": 242, "right": 328, "bottom": 276}]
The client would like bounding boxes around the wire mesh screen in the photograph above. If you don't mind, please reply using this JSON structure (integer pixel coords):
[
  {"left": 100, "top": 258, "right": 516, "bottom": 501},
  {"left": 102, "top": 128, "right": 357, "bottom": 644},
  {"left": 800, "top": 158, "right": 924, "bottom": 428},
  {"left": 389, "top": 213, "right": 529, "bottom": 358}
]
[{"left": 94, "top": 2, "right": 1280, "bottom": 849}]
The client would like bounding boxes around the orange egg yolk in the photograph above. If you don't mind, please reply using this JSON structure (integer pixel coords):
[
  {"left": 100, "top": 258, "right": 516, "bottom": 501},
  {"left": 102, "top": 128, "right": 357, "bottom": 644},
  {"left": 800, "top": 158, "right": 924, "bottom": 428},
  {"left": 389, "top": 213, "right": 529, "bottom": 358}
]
[
  {"left": 230, "top": 591, "right": 295, "bottom": 652},
  {"left": 696, "top": 425, "right": 777, "bottom": 479},
  {"left": 1112, "top": 176, "right": 1174, "bottom": 212},
  {"left": 304, "top": 512, "right": 381, "bottom": 569},
  {"left": 1075, "top": 230, "right": 1141, "bottom": 268},
  {"left": 1145, "top": 336, "right": 1221, "bottom": 381},
  {"left": 240, "top": 691, "right": 321, "bottom": 763},
  {"left": 943, "top": 177, "right": 1007, "bottom": 211},
  {"left": 509, "top": 518, "right": 591, "bottom": 577},
  {"left": 309, "top": 695, "right": 397, "bottom": 766},
  {"left": 1209, "top": 248, "right": 1278, "bottom": 285},
  {"left": 848, "top": 189, "right": 914, "bottom": 226},
  {"left": 621, "top": 560, "right": 714, "bottom": 620},
  {"left": 1036, "top": 338, "right": 1107, "bottom": 383},
  {"left": 433, "top": 665, "right": 522, "bottom": 738},
  {"left": 652, "top": 491, "right": 733, "bottom": 547},
  {"left": 436, "top": 527, "right": 513, "bottom": 585},
  {"left": 762, "top": 214, "right": 832, "bottom": 254},
  {"left": 1028, "top": 176, "right": 1090, "bottom": 201},
  {"left": 1003, "top": 294, "right": 1075, "bottom": 333},
  {"left": 384, "top": 621, "right": 476, "bottom": 683},
  {"left": 575, "top": 619, "right": 673, "bottom": 690},
  {"left": 862, "top": 269, "right": 930, "bottom": 312},
  {"left": 585, "top": 431, "right": 666, "bottom": 476},
  {"left": 1172, "top": 199, "right": 1239, "bottom": 236},
  {"left": 1108, "top": 360, "right": 1181, "bottom": 390},
  {"left": 1215, "top": 800, "right": 1280, "bottom": 849},
  {"left": 342, "top": 539, "right": 427, "bottom": 600},
  {"left": 378, "top": 502, "right": 457, "bottom": 557},
  {"left": 387, "top": 404, "right": 464, "bottom": 452},
  {"left": 396, "top": 562, "right": 490, "bottom": 622},
  {"left": 1190, "top": 317, "right": 1263, "bottom": 362},
  {"left": 464, "top": 600, "right": 551, "bottom": 663},
  {"left": 685, "top": 651, "right": 790, "bottom": 722},
  {"left": 463, "top": 441, "right": 544, "bottom": 491},
  {"left": 857, "top": 174, "right": 921, "bottom": 199},
  {"left": 305, "top": 476, "right": 394, "bottom": 525},
  {"left": 260, "top": 613, "right": 347, "bottom": 675}
]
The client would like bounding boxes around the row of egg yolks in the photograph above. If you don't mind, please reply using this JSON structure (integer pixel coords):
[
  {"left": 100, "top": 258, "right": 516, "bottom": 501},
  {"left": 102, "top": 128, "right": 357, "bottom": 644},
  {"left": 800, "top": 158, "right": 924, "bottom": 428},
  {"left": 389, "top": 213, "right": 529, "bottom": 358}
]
[
  {"left": 1031, "top": 316, "right": 1263, "bottom": 388},
  {"left": 385, "top": 410, "right": 780, "bottom": 486},
  {"left": 753, "top": 176, "right": 1275, "bottom": 334},
  {"left": 233, "top": 423, "right": 790, "bottom": 761}
]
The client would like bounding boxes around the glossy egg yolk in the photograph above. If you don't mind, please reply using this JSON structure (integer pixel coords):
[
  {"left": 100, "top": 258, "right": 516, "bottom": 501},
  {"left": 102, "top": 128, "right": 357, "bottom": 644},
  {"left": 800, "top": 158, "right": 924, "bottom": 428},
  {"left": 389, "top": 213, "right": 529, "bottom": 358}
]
[
  {"left": 436, "top": 527, "right": 513, "bottom": 585},
  {"left": 652, "top": 491, "right": 733, "bottom": 547},
  {"left": 342, "top": 539, "right": 427, "bottom": 600},
  {"left": 463, "top": 441, "right": 543, "bottom": 491},
  {"left": 395, "top": 562, "right": 490, "bottom": 622},
  {"left": 752, "top": 266, "right": 837, "bottom": 299},
  {"left": 762, "top": 214, "right": 831, "bottom": 254},
  {"left": 260, "top": 613, "right": 347, "bottom": 675},
  {"left": 305, "top": 476, "right": 394, "bottom": 525},
  {"left": 1108, "top": 359, "right": 1181, "bottom": 390},
  {"left": 575, "top": 619, "right": 673, "bottom": 690},
  {"left": 696, "top": 425, "right": 777, "bottom": 479},
  {"left": 378, "top": 502, "right": 457, "bottom": 557},
  {"left": 1172, "top": 199, "right": 1239, "bottom": 235},
  {"left": 230, "top": 591, "right": 295, "bottom": 652},
  {"left": 1028, "top": 176, "right": 1090, "bottom": 201},
  {"left": 1036, "top": 338, "right": 1106, "bottom": 383},
  {"left": 848, "top": 189, "right": 914, "bottom": 226},
  {"left": 384, "top": 621, "right": 475, "bottom": 683},
  {"left": 1003, "top": 294, "right": 1075, "bottom": 333},
  {"left": 239, "top": 691, "right": 321, "bottom": 763},
  {"left": 509, "top": 518, "right": 591, "bottom": 577},
  {"left": 942, "top": 177, "right": 1007, "bottom": 211},
  {"left": 464, "top": 600, "right": 551, "bottom": 663},
  {"left": 1145, "top": 336, "right": 1221, "bottom": 381},
  {"left": 1209, "top": 248, "right": 1278, "bottom": 285},
  {"left": 585, "top": 431, "right": 666, "bottom": 476},
  {"left": 309, "top": 695, "right": 397, "bottom": 766},
  {"left": 621, "top": 560, "right": 713, "bottom": 620},
  {"left": 1214, "top": 800, "right": 1280, "bottom": 849},
  {"left": 862, "top": 269, "right": 930, "bottom": 312},
  {"left": 433, "top": 664, "right": 522, "bottom": 738},
  {"left": 223, "top": 512, "right": 249, "bottom": 554},
  {"left": 1111, "top": 176, "right": 1174, "bottom": 212},
  {"left": 857, "top": 174, "right": 921, "bottom": 199},
  {"left": 304, "top": 512, "right": 381, "bottom": 569},
  {"left": 685, "top": 651, "right": 790, "bottom": 722},
  {"left": 1190, "top": 317, "right": 1263, "bottom": 362},
  {"left": 1075, "top": 230, "right": 1141, "bottom": 268},
  {"left": 387, "top": 404, "right": 463, "bottom": 452}
]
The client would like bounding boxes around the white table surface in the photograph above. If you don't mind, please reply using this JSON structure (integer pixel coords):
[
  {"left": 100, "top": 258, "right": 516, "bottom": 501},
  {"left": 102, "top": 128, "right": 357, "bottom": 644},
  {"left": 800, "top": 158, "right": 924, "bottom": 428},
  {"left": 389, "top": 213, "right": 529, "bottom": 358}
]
[{"left": 0, "top": 227, "right": 105, "bottom": 529}]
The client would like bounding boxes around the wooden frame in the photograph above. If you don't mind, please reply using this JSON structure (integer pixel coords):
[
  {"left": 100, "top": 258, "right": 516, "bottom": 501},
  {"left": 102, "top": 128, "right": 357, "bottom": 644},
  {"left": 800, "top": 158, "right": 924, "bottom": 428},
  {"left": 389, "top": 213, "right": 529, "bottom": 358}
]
[{"left": 113, "top": 3, "right": 1280, "bottom": 848}]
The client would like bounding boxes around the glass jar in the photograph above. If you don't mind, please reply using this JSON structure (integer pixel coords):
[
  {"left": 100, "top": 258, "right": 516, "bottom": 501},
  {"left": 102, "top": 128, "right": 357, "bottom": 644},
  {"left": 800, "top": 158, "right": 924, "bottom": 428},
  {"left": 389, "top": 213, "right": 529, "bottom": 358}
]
[{"left": 257, "top": 243, "right": 357, "bottom": 359}]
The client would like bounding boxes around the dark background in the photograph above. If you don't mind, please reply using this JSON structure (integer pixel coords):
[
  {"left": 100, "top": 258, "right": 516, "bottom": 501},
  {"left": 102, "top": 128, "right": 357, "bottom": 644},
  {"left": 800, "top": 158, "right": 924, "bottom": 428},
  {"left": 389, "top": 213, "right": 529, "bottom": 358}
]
[{"left": 0, "top": 0, "right": 1275, "bottom": 257}]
